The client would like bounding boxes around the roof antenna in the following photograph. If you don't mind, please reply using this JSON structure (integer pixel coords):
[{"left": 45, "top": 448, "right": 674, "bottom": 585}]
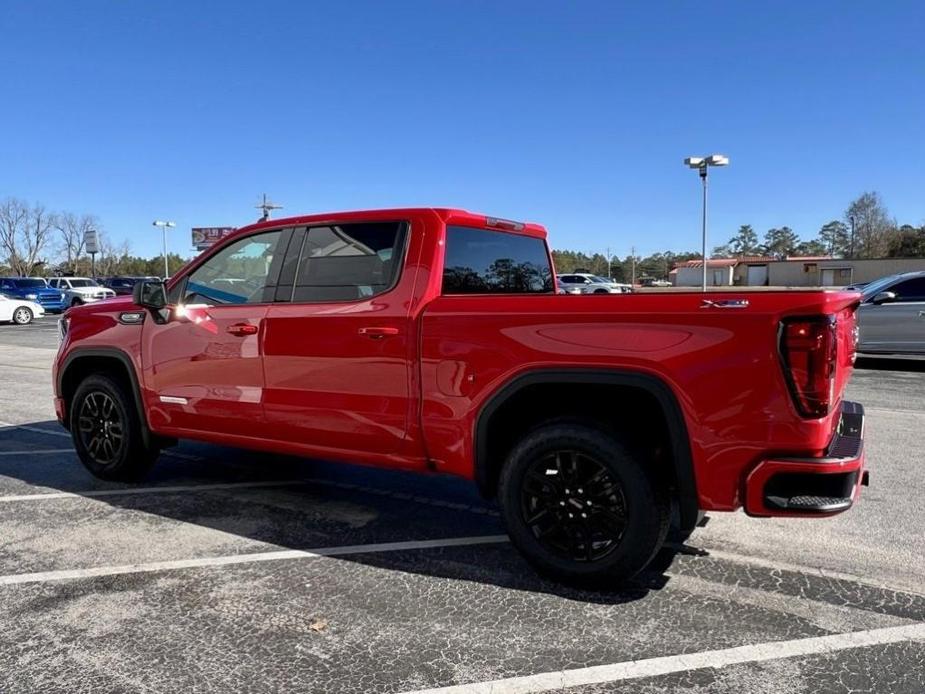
[{"left": 256, "top": 193, "right": 282, "bottom": 222}]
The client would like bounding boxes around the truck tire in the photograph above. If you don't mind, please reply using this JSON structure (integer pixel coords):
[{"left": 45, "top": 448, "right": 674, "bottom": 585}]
[
  {"left": 70, "top": 373, "right": 159, "bottom": 481},
  {"left": 71, "top": 297, "right": 83, "bottom": 308},
  {"left": 498, "top": 422, "right": 669, "bottom": 586}
]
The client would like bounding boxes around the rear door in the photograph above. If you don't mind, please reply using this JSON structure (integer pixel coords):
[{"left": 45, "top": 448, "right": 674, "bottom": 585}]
[
  {"left": 262, "top": 220, "right": 415, "bottom": 458},
  {"left": 858, "top": 277, "right": 925, "bottom": 353},
  {"left": 140, "top": 228, "right": 290, "bottom": 438}
]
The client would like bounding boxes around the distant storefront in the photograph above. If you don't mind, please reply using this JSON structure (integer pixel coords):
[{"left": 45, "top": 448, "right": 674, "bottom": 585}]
[{"left": 672, "top": 256, "right": 925, "bottom": 287}]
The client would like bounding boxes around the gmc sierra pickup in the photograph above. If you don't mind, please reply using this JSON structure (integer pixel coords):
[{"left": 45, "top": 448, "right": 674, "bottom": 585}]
[{"left": 53, "top": 208, "right": 867, "bottom": 584}]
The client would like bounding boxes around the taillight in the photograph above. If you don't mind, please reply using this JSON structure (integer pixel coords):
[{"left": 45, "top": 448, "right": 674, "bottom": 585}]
[
  {"left": 779, "top": 315, "right": 838, "bottom": 418},
  {"left": 845, "top": 309, "right": 859, "bottom": 364}
]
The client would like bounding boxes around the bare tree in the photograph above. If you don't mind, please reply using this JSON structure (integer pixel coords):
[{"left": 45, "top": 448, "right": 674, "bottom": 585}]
[
  {"left": 54, "top": 212, "right": 99, "bottom": 274},
  {"left": 21, "top": 203, "right": 55, "bottom": 276},
  {"left": 0, "top": 197, "right": 54, "bottom": 276},
  {"left": 0, "top": 197, "right": 29, "bottom": 273},
  {"left": 846, "top": 192, "right": 894, "bottom": 259},
  {"left": 94, "top": 232, "right": 132, "bottom": 277}
]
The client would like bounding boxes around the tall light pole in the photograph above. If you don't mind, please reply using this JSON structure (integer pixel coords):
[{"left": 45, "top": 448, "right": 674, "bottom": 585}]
[
  {"left": 684, "top": 154, "right": 729, "bottom": 291},
  {"left": 152, "top": 220, "right": 176, "bottom": 279},
  {"left": 848, "top": 214, "right": 856, "bottom": 259}
]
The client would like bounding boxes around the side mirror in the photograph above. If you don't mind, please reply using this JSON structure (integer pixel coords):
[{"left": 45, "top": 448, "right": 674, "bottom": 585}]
[
  {"left": 133, "top": 279, "right": 167, "bottom": 309},
  {"left": 871, "top": 291, "right": 896, "bottom": 305}
]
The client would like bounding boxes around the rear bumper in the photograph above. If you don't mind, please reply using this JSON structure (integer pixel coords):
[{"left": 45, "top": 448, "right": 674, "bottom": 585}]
[{"left": 745, "top": 401, "right": 867, "bottom": 517}]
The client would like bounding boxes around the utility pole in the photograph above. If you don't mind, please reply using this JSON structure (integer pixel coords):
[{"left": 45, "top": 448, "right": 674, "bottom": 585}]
[
  {"left": 849, "top": 214, "right": 856, "bottom": 259},
  {"left": 606, "top": 246, "right": 611, "bottom": 279},
  {"left": 256, "top": 193, "right": 283, "bottom": 222},
  {"left": 631, "top": 245, "right": 636, "bottom": 287}
]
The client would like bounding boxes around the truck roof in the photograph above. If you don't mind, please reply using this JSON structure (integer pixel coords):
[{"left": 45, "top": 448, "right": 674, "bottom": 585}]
[{"left": 232, "top": 208, "right": 549, "bottom": 240}]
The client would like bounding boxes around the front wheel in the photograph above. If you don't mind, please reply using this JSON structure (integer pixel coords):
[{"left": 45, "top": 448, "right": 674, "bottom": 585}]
[
  {"left": 12, "top": 306, "right": 33, "bottom": 325},
  {"left": 499, "top": 423, "right": 669, "bottom": 586},
  {"left": 70, "top": 374, "right": 159, "bottom": 481},
  {"left": 70, "top": 297, "right": 83, "bottom": 308}
]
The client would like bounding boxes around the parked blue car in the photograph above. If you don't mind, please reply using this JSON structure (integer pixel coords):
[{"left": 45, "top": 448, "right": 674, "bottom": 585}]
[{"left": 0, "top": 277, "right": 66, "bottom": 313}]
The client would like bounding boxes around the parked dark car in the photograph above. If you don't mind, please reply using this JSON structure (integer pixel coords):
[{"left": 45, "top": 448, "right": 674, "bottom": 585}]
[{"left": 101, "top": 276, "right": 160, "bottom": 296}]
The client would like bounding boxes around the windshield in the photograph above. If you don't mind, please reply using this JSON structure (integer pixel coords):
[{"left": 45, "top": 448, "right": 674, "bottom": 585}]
[
  {"left": 861, "top": 274, "right": 904, "bottom": 300},
  {"left": 13, "top": 279, "right": 47, "bottom": 288},
  {"left": 68, "top": 279, "right": 96, "bottom": 288}
]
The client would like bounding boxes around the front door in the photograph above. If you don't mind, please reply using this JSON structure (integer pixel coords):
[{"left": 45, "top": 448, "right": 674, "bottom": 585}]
[
  {"left": 141, "top": 228, "right": 288, "bottom": 438},
  {"left": 262, "top": 221, "right": 415, "bottom": 458},
  {"left": 858, "top": 276, "right": 925, "bottom": 353}
]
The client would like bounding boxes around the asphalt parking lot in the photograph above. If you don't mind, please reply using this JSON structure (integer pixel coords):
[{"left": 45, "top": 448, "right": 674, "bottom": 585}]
[{"left": 0, "top": 316, "right": 923, "bottom": 693}]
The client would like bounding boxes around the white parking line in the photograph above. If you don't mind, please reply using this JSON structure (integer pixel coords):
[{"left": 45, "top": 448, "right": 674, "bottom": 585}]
[
  {"left": 0, "top": 449, "right": 73, "bottom": 456},
  {"left": 690, "top": 545, "right": 925, "bottom": 599},
  {"left": 0, "top": 535, "right": 510, "bottom": 586},
  {"left": 398, "top": 622, "right": 925, "bottom": 694},
  {"left": 0, "top": 362, "right": 49, "bottom": 370},
  {"left": 865, "top": 406, "right": 925, "bottom": 418},
  {"left": 0, "top": 479, "right": 310, "bottom": 503}
]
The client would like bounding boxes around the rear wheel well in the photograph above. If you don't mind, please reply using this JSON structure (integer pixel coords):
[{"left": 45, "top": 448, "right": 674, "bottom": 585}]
[{"left": 476, "top": 372, "right": 697, "bottom": 530}]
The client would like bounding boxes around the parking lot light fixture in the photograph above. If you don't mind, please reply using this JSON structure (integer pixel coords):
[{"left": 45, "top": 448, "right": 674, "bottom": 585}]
[
  {"left": 684, "top": 154, "right": 729, "bottom": 291},
  {"left": 152, "top": 220, "right": 177, "bottom": 280}
]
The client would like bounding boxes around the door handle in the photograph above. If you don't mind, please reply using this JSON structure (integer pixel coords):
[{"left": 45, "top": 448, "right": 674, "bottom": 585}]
[
  {"left": 358, "top": 326, "right": 399, "bottom": 339},
  {"left": 227, "top": 323, "right": 258, "bottom": 336}
]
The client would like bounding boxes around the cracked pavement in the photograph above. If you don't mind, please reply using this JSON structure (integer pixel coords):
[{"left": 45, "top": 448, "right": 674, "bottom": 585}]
[{"left": 0, "top": 326, "right": 923, "bottom": 693}]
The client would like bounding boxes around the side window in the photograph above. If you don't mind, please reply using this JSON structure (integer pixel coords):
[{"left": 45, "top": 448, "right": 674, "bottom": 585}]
[
  {"left": 184, "top": 229, "right": 285, "bottom": 305},
  {"left": 891, "top": 278, "right": 925, "bottom": 302},
  {"left": 291, "top": 222, "right": 405, "bottom": 303},
  {"left": 442, "top": 226, "right": 553, "bottom": 295}
]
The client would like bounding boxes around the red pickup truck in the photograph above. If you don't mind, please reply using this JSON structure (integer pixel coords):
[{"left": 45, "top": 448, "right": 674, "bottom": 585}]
[{"left": 53, "top": 208, "right": 867, "bottom": 584}]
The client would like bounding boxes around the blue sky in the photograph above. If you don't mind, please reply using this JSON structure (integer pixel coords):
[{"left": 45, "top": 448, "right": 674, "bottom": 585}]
[{"left": 2, "top": 1, "right": 923, "bottom": 259}]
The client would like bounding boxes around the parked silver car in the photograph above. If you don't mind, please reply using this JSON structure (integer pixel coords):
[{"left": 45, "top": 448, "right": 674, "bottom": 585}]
[{"left": 856, "top": 271, "right": 925, "bottom": 354}]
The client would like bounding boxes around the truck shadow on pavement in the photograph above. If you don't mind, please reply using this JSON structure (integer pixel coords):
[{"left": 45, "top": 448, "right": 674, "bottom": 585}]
[{"left": 0, "top": 421, "right": 685, "bottom": 606}]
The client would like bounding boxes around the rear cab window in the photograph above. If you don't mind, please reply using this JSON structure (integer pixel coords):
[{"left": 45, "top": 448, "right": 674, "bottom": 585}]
[{"left": 441, "top": 226, "right": 553, "bottom": 295}]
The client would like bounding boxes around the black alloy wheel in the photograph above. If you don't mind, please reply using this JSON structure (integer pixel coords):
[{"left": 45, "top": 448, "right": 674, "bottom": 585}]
[
  {"left": 70, "top": 373, "right": 159, "bottom": 481},
  {"left": 520, "top": 449, "right": 627, "bottom": 563},
  {"left": 77, "top": 391, "right": 125, "bottom": 466},
  {"left": 499, "top": 422, "right": 669, "bottom": 586}
]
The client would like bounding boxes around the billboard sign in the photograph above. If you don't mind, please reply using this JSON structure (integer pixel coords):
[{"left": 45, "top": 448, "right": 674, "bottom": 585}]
[
  {"left": 84, "top": 229, "right": 99, "bottom": 254},
  {"left": 192, "top": 227, "right": 236, "bottom": 251}
]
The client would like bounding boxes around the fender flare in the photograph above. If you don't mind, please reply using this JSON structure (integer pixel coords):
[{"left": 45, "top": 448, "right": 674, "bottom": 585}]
[
  {"left": 474, "top": 368, "right": 700, "bottom": 532},
  {"left": 58, "top": 347, "right": 155, "bottom": 449}
]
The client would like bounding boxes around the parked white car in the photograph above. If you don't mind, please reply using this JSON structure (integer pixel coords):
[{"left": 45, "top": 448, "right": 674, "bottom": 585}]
[
  {"left": 48, "top": 277, "right": 116, "bottom": 307},
  {"left": 0, "top": 293, "right": 44, "bottom": 325},
  {"left": 557, "top": 273, "right": 628, "bottom": 294}
]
